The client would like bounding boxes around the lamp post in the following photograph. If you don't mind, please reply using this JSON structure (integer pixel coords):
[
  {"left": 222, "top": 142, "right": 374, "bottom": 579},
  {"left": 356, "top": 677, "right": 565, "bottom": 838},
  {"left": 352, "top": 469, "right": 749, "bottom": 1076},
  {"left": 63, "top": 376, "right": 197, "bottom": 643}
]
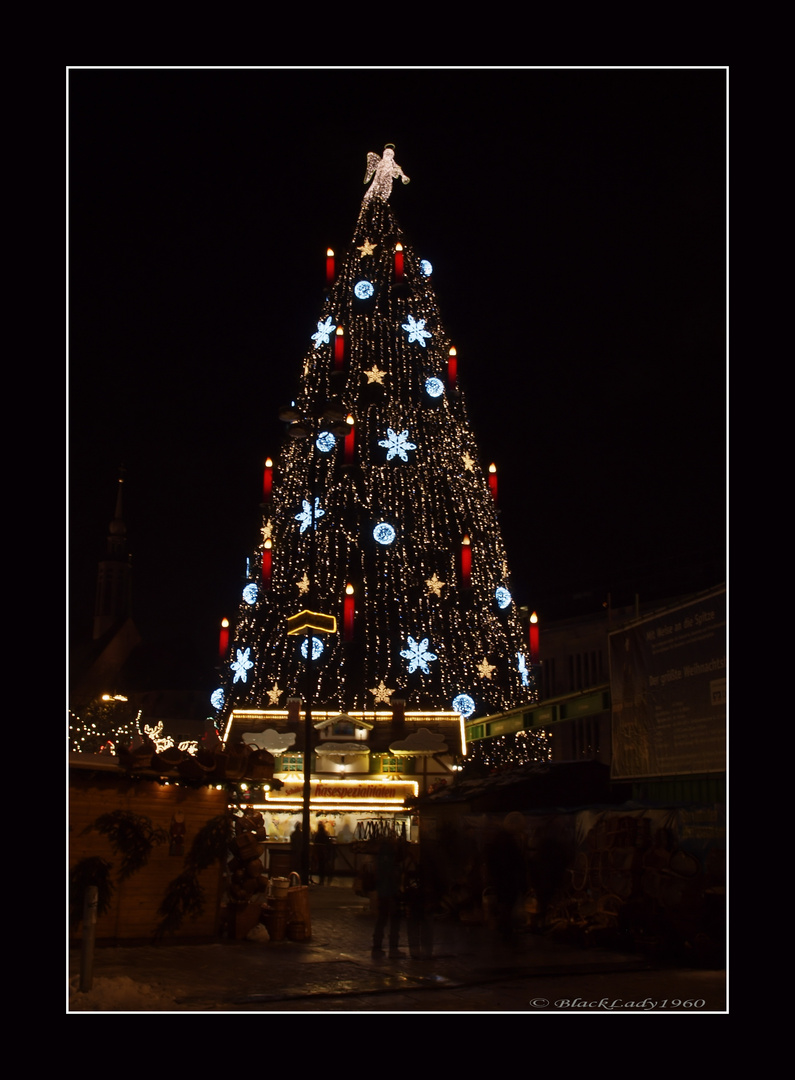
[{"left": 278, "top": 399, "right": 351, "bottom": 884}]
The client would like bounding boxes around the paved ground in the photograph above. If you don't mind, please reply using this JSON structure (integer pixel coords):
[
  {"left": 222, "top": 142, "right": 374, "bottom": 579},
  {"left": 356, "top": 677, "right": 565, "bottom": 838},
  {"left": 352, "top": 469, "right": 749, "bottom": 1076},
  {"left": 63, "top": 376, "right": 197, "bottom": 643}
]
[{"left": 68, "top": 883, "right": 727, "bottom": 1013}]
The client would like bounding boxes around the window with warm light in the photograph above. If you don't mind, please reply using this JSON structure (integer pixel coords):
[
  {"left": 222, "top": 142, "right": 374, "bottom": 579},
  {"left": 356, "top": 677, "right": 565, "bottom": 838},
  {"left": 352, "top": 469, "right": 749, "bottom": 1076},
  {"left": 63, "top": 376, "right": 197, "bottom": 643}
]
[{"left": 279, "top": 753, "right": 304, "bottom": 772}]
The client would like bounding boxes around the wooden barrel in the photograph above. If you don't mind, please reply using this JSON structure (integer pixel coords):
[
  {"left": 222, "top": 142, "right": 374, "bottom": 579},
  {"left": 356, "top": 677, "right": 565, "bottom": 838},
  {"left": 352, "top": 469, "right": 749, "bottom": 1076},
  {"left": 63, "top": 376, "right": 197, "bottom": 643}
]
[{"left": 287, "top": 874, "right": 311, "bottom": 940}]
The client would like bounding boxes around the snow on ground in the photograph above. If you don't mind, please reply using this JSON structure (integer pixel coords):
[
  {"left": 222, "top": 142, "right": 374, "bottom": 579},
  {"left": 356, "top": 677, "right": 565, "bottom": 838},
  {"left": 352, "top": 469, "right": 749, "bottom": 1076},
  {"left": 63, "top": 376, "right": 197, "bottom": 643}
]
[{"left": 68, "top": 974, "right": 186, "bottom": 1012}]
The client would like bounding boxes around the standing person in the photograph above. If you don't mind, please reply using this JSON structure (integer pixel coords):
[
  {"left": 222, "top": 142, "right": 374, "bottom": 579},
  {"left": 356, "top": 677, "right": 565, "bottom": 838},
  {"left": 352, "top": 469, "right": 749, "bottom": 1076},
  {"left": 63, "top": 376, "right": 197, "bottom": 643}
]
[
  {"left": 485, "top": 825, "right": 526, "bottom": 940},
  {"left": 314, "top": 821, "right": 333, "bottom": 885},
  {"left": 290, "top": 822, "right": 304, "bottom": 877},
  {"left": 405, "top": 846, "right": 436, "bottom": 960},
  {"left": 371, "top": 837, "right": 405, "bottom": 959}
]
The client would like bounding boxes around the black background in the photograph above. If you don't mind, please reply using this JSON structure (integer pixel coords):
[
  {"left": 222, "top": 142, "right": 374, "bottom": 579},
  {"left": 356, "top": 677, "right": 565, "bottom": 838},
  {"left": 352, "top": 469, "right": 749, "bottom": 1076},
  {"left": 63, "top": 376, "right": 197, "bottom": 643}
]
[{"left": 68, "top": 68, "right": 726, "bottom": 691}]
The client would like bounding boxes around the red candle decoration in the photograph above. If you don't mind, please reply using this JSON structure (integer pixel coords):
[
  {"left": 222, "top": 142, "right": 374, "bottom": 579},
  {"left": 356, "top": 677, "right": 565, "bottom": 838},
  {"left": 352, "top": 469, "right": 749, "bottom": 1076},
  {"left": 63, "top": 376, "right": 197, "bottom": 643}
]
[
  {"left": 461, "top": 535, "right": 471, "bottom": 588},
  {"left": 344, "top": 583, "right": 355, "bottom": 641},
  {"left": 394, "top": 243, "right": 404, "bottom": 281},
  {"left": 344, "top": 414, "right": 355, "bottom": 464},
  {"left": 263, "top": 457, "right": 273, "bottom": 502},
  {"left": 262, "top": 539, "right": 272, "bottom": 589},
  {"left": 529, "top": 611, "right": 539, "bottom": 665},
  {"left": 326, "top": 248, "right": 335, "bottom": 285},
  {"left": 334, "top": 325, "right": 345, "bottom": 370},
  {"left": 219, "top": 618, "right": 229, "bottom": 658},
  {"left": 488, "top": 463, "right": 498, "bottom": 503},
  {"left": 448, "top": 347, "right": 457, "bottom": 389}
]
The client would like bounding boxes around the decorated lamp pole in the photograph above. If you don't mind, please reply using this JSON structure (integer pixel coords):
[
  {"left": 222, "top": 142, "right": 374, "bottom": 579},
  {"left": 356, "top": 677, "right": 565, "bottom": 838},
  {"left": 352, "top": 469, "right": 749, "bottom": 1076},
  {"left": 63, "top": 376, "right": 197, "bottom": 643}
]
[{"left": 279, "top": 395, "right": 348, "bottom": 885}]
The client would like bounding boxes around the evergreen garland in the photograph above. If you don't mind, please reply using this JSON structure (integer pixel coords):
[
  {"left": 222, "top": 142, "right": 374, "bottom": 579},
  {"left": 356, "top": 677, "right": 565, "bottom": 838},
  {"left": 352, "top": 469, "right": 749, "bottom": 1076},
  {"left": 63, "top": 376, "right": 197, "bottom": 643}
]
[
  {"left": 155, "top": 813, "right": 231, "bottom": 939},
  {"left": 84, "top": 810, "right": 168, "bottom": 881}
]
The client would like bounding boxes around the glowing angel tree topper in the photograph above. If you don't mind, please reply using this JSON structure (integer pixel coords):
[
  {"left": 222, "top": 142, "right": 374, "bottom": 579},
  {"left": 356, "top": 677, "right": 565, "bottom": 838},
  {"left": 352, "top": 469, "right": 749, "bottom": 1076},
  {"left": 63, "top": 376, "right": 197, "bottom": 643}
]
[{"left": 362, "top": 146, "right": 410, "bottom": 204}]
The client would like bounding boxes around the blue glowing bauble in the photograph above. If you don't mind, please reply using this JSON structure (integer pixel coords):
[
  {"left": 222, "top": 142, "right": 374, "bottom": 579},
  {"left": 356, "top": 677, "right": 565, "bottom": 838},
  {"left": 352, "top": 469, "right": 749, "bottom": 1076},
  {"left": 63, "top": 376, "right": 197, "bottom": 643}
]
[
  {"left": 420, "top": 259, "right": 432, "bottom": 277},
  {"left": 210, "top": 688, "right": 225, "bottom": 711},
  {"left": 354, "top": 280, "right": 374, "bottom": 299},
  {"left": 425, "top": 377, "right": 444, "bottom": 398},
  {"left": 452, "top": 693, "right": 475, "bottom": 718},
  {"left": 300, "top": 636, "right": 324, "bottom": 660},
  {"left": 242, "top": 583, "right": 258, "bottom": 605},
  {"left": 316, "top": 431, "right": 335, "bottom": 453},
  {"left": 495, "top": 586, "right": 512, "bottom": 609},
  {"left": 373, "top": 522, "right": 396, "bottom": 545}
]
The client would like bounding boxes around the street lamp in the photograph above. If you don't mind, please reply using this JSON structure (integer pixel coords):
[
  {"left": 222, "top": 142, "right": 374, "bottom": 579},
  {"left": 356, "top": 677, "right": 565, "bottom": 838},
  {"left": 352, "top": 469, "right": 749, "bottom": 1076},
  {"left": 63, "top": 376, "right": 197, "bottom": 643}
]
[{"left": 278, "top": 398, "right": 353, "bottom": 884}]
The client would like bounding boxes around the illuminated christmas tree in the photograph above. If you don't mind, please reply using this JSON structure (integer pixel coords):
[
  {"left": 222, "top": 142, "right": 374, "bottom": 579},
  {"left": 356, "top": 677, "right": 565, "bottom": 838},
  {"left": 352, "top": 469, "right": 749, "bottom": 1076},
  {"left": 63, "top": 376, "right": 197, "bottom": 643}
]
[{"left": 214, "top": 147, "right": 533, "bottom": 724}]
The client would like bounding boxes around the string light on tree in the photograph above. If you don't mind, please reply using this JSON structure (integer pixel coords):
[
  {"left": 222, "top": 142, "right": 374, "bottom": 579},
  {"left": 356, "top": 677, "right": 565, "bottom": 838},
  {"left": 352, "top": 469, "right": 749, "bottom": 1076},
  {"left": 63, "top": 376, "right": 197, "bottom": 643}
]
[{"left": 215, "top": 147, "right": 533, "bottom": 720}]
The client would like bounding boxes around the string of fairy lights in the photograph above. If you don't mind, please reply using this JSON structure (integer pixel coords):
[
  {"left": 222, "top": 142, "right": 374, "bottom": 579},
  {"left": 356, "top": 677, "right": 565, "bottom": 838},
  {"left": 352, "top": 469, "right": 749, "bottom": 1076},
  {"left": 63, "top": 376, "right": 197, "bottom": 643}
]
[{"left": 214, "top": 195, "right": 534, "bottom": 722}]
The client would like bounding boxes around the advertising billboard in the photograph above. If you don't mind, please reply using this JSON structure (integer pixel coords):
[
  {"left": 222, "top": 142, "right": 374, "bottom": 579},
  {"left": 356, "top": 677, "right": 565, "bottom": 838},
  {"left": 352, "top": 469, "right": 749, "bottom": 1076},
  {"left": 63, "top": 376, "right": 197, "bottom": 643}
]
[{"left": 609, "top": 588, "right": 726, "bottom": 780}]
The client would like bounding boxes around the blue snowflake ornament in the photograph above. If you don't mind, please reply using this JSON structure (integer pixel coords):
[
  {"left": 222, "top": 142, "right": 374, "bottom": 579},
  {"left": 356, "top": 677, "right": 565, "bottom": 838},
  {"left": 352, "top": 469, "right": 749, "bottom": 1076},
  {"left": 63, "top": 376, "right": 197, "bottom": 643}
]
[
  {"left": 378, "top": 427, "right": 417, "bottom": 462},
  {"left": 402, "top": 315, "right": 432, "bottom": 347},
  {"left": 311, "top": 316, "right": 336, "bottom": 349},
  {"left": 295, "top": 497, "right": 325, "bottom": 533},
  {"left": 400, "top": 635, "right": 438, "bottom": 675},
  {"left": 231, "top": 647, "right": 254, "bottom": 684},
  {"left": 518, "top": 653, "right": 530, "bottom": 687}
]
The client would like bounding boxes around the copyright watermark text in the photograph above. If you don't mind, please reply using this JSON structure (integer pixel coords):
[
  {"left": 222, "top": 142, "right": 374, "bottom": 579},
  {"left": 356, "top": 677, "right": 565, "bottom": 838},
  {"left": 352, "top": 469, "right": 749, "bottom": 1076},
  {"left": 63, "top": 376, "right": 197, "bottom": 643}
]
[{"left": 529, "top": 997, "right": 706, "bottom": 1011}]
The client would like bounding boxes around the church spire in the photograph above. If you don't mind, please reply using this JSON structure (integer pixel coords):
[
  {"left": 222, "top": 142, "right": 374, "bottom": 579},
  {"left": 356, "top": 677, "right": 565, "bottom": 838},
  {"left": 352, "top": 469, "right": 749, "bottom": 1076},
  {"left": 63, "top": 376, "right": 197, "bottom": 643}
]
[{"left": 93, "top": 467, "right": 132, "bottom": 640}]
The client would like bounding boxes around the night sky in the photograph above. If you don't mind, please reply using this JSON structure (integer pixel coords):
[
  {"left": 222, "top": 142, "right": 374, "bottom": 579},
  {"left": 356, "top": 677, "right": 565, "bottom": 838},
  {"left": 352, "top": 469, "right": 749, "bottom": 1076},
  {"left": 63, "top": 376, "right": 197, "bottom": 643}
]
[{"left": 68, "top": 68, "right": 727, "bottom": 692}]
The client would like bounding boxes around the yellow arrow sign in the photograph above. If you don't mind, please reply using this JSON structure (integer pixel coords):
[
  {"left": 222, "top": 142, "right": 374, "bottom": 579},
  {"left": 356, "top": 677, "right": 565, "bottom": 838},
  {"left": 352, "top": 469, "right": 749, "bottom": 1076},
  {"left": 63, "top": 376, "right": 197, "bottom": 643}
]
[{"left": 286, "top": 610, "right": 337, "bottom": 636}]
